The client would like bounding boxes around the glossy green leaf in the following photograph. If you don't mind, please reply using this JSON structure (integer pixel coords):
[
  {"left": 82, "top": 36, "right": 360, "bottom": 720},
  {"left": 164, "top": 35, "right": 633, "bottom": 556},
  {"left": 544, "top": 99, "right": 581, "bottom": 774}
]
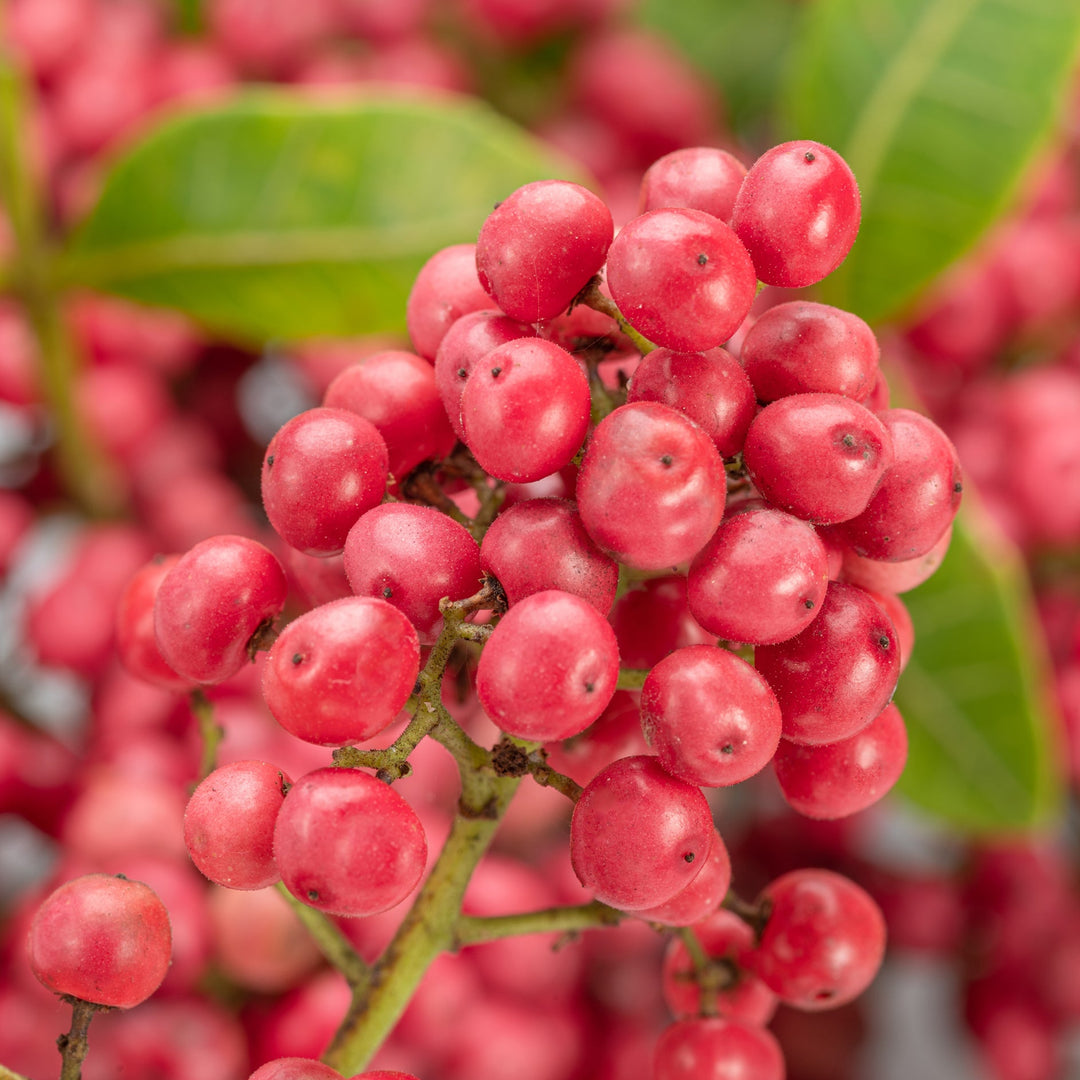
[
  {"left": 61, "top": 92, "right": 584, "bottom": 343},
  {"left": 781, "top": 0, "right": 1080, "bottom": 323},
  {"left": 635, "top": 0, "right": 802, "bottom": 141},
  {"left": 894, "top": 502, "right": 1064, "bottom": 832}
]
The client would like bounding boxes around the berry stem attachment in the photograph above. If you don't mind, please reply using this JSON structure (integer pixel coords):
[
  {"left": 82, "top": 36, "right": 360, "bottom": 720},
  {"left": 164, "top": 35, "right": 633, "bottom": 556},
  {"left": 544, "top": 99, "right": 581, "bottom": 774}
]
[
  {"left": 57, "top": 997, "right": 101, "bottom": 1080},
  {"left": 574, "top": 275, "right": 656, "bottom": 356},
  {"left": 274, "top": 883, "right": 369, "bottom": 989},
  {"left": 400, "top": 464, "right": 478, "bottom": 537},
  {"left": 189, "top": 689, "right": 222, "bottom": 780},
  {"left": 453, "top": 900, "right": 623, "bottom": 947},
  {"left": 722, "top": 889, "right": 771, "bottom": 939}
]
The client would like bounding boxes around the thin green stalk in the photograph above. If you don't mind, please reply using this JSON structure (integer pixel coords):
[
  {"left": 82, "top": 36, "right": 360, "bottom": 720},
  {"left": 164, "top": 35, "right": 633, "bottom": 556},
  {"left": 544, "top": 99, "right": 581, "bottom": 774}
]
[
  {"left": 322, "top": 775, "right": 520, "bottom": 1076},
  {"left": 453, "top": 901, "right": 622, "bottom": 947},
  {"left": 576, "top": 276, "right": 656, "bottom": 356},
  {"left": 617, "top": 667, "right": 649, "bottom": 691},
  {"left": 275, "top": 883, "right": 369, "bottom": 989},
  {"left": 189, "top": 690, "right": 222, "bottom": 781},
  {"left": 0, "top": 51, "right": 120, "bottom": 517}
]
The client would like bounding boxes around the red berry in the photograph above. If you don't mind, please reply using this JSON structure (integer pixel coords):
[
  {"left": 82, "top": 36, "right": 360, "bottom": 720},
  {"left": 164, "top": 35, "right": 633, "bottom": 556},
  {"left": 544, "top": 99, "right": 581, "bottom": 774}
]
[
  {"left": 261, "top": 407, "right": 388, "bottom": 556},
  {"left": 322, "top": 350, "right": 456, "bottom": 482},
  {"left": 577, "top": 402, "right": 726, "bottom": 570},
  {"left": 479, "top": 497, "right": 618, "bottom": 614},
  {"left": 27, "top": 873, "right": 172, "bottom": 1008},
  {"left": 740, "top": 300, "right": 879, "bottom": 402},
  {"left": 639, "top": 146, "right": 748, "bottom": 222},
  {"left": 274, "top": 768, "right": 427, "bottom": 917},
  {"left": 475, "top": 179, "right": 613, "bottom": 322},
  {"left": 460, "top": 337, "right": 590, "bottom": 483},
  {"left": 687, "top": 507, "right": 829, "bottom": 645},
  {"left": 476, "top": 589, "right": 619, "bottom": 742},
  {"left": 184, "top": 760, "right": 291, "bottom": 890},
  {"left": 247, "top": 1058, "right": 344, "bottom": 1080},
  {"left": 154, "top": 534, "right": 288, "bottom": 685},
  {"left": 742, "top": 392, "right": 893, "bottom": 525},
  {"left": 405, "top": 242, "right": 497, "bottom": 361},
  {"left": 751, "top": 868, "right": 886, "bottom": 1010},
  {"left": 625, "top": 346, "right": 756, "bottom": 459},
  {"left": 633, "top": 828, "right": 732, "bottom": 927},
  {"left": 262, "top": 597, "right": 419, "bottom": 746},
  {"left": 654, "top": 1017, "right": 785, "bottom": 1080},
  {"left": 773, "top": 702, "right": 908, "bottom": 820},
  {"left": 755, "top": 581, "right": 900, "bottom": 745},
  {"left": 115, "top": 555, "right": 193, "bottom": 692},
  {"left": 570, "top": 755, "right": 713, "bottom": 910},
  {"left": 606, "top": 208, "right": 757, "bottom": 352},
  {"left": 343, "top": 503, "right": 482, "bottom": 642},
  {"left": 640, "top": 644, "right": 782, "bottom": 787},
  {"left": 732, "top": 140, "right": 861, "bottom": 288}
]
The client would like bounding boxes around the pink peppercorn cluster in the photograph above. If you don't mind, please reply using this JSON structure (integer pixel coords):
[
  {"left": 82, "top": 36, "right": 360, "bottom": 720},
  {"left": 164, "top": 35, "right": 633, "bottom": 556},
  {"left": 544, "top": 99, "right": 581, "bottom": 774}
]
[{"left": 98, "top": 139, "right": 963, "bottom": 1080}]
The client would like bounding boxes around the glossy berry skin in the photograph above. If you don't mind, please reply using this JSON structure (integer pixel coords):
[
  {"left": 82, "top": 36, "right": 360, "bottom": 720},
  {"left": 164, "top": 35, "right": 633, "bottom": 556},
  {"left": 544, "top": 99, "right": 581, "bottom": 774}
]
[
  {"left": 570, "top": 755, "right": 713, "bottom": 911},
  {"left": 626, "top": 346, "right": 756, "bottom": 458},
  {"left": 261, "top": 407, "right": 388, "bottom": 556},
  {"left": 405, "top": 242, "right": 497, "bottom": 361},
  {"left": 751, "top": 868, "right": 887, "bottom": 1010},
  {"left": 184, "top": 760, "right": 291, "bottom": 890},
  {"left": 732, "top": 140, "right": 861, "bottom": 288},
  {"left": 743, "top": 393, "right": 893, "bottom": 525},
  {"left": 154, "top": 535, "right": 288, "bottom": 685},
  {"left": 662, "top": 909, "right": 778, "bottom": 1024},
  {"left": 740, "top": 300, "right": 879, "bottom": 402},
  {"left": 476, "top": 589, "right": 619, "bottom": 742},
  {"left": 247, "top": 1057, "right": 344, "bottom": 1079},
  {"left": 322, "top": 350, "right": 456, "bottom": 482},
  {"left": 116, "top": 555, "right": 192, "bottom": 692},
  {"left": 774, "top": 702, "right": 908, "bottom": 820},
  {"left": 479, "top": 497, "right": 618, "bottom": 614},
  {"left": 606, "top": 208, "right": 757, "bottom": 351},
  {"left": 343, "top": 503, "right": 482, "bottom": 641},
  {"left": 654, "top": 1017, "right": 785, "bottom": 1080},
  {"left": 27, "top": 874, "right": 172, "bottom": 1008},
  {"left": 639, "top": 146, "right": 748, "bottom": 222},
  {"left": 688, "top": 507, "right": 829, "bottom": 644},
  {"left": 460, "top": 337, "right": 590, "bottom": 483},
  {"left": 475, "top": 179, "right": 613, "bottom": 323},
  {"left": 274, "top": 768, "right": 427, "bottom": 917},
  {"left": 262, "top": 597, "right": 419, "bottom": 746},
  {"left": 577, "top": 402, "right": 726, "bottom": 571},
  {"left": 756, "top": 582, "right": 899, "bottom": 745},
  {"left": 641, "top": 645, "right": 782, "bottom": 787},
  {"left": 433, "top": 309, "right": 536, "bottom": 440},
  {"left": 839, "top": 408, "right": 963, "bottom": 562},
  {"left": 633, "top": 828, "right": 732, "bottom": 927}
]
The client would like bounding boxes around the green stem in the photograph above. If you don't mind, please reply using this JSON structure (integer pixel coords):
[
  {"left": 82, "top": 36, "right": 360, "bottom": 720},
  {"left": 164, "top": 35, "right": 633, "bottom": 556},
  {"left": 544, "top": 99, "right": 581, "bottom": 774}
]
[
  {"left": 0, "top": 1063, "right": 32, "bottom": 1080},
  {"left": 576, "top": 276, "right": 656, "bottom": 356},
  {"left": 189, "top": 690, "right": 222, "bottom": 780},
  {"left": 0, "top": 51, "right": 120, "bottom": 517},
  {"left": 453, "top": 901, "right": 622, "bottom": 947},
  {"left": 57, "top": 998, "right": 100, "bottom": 1080},
  {"left": 275, "top": 883, "right": 369, "bottom": 989},
  {"left": 616, "top": 667, "right": 649, "bottom": 691},
  {"left": 322, "top": 775, "right": 520, "bottom": 1075}
]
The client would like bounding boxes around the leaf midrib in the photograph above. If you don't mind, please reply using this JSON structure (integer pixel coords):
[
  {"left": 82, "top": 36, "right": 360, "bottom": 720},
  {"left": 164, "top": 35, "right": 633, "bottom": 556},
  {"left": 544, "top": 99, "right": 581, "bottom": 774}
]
[
  {"left": 60, "top": 214, "right": 485, "bottom": 287},
  {"left": 841, "top": 0, "right": 981, "bottom": 201}
]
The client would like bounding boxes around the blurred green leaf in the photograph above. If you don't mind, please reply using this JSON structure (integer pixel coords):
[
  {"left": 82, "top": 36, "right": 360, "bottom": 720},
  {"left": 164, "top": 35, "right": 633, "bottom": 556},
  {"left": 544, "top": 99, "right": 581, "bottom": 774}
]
[
  {"left": 636, "top": 0, "right": 801, "bottom": 141},
  {"left": 894, "top": 503, "right": 1064, "bottom": 832},
  {"left": 61, "top": 92, "right": 584, "bottom": 343},
  {"left": 781, "top": 0, "right": 1080, "bottom": 323}
]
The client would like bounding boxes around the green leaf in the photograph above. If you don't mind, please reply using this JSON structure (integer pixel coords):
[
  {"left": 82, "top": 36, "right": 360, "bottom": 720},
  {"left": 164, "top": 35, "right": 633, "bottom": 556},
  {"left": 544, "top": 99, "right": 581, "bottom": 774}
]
[
  {"left": 894, "top": 502, "right": 1064, "bottom": 833},
  {"left": 635, "top": 0, "right": 802, "bottom": 141},
  {"left": 781, "top": 0, "right": 1080, "bottom": 324},
  {"left": 61, "top": 92, "right": 584, "bottom": 343}
]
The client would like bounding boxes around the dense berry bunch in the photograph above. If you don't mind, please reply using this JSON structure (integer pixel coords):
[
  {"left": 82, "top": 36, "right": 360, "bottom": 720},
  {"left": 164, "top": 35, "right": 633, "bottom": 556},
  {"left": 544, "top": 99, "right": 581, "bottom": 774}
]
[{"left": 103, "top": 143, "right": 960, "bottom": 1080}]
